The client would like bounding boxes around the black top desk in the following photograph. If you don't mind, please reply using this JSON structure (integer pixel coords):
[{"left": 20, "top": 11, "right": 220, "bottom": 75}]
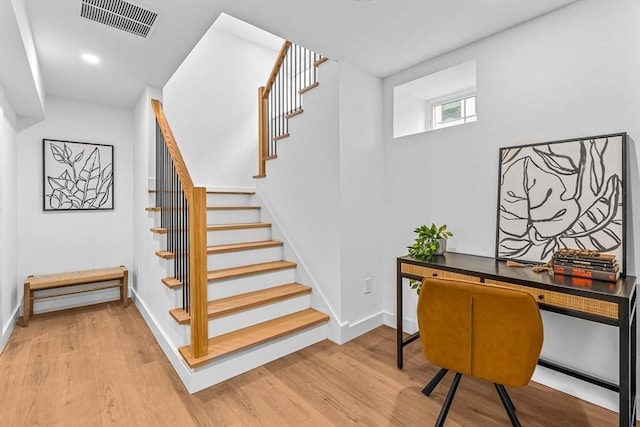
[{"left": 396, "top": 252, "right": 637, "bottom": 427}]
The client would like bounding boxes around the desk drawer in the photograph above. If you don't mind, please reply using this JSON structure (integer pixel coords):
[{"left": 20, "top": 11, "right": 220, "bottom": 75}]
[
  {"left": 485, "top": 279, "right": 618, "bottom": 320},
  {"left": 400, "top": 264, "right": 481, "bottom": 282}
]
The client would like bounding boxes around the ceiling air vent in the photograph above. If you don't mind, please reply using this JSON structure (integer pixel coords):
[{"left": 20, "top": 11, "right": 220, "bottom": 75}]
[{"left": 81, "top": 0, "right": 158, "bottom": 38}]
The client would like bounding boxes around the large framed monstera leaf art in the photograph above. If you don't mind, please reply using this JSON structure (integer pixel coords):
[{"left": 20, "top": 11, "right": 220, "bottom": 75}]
[
  {"left": 496, "top": 133, "right": 627, "bottom": 273},
  {"left": 43, "top": 139, "right": 114, "bottom": 211}
]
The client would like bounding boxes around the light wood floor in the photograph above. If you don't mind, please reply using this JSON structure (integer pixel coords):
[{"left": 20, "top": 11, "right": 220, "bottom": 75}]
[{"left": 0, "top": 301, "right": 624, "bottom": 426}]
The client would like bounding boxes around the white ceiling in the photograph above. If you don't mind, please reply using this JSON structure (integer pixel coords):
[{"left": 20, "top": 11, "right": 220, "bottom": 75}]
[{"left": 19, "top": 0, "right": 578, "bottom": 109}]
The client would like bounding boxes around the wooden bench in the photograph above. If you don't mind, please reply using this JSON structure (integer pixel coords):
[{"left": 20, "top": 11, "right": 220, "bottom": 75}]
[{"left": 22, "top": 266, "right": 129, "bottom": 326}]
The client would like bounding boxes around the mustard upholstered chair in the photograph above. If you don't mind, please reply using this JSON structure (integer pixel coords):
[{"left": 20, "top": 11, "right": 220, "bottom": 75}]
[{"left": 417, "top": 277, "right": 544, "bottom": 427}]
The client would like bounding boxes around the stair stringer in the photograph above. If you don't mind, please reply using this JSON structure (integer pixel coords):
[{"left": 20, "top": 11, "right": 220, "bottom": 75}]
[{"left": 253, "top": 191, "right": 346, "bottom": 343}]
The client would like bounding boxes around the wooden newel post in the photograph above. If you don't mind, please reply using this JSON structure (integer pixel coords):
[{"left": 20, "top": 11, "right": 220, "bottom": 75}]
[{"left": 189, "top": 186, "right": 208, "bottom": 358}]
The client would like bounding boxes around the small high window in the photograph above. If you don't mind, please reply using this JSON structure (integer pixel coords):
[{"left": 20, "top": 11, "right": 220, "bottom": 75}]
[
  {"left": 393, "top": 60, "right": 476, "bottom": 138},
  {"left": 433, "top": 95, "right": 476, "bottom": 130}
]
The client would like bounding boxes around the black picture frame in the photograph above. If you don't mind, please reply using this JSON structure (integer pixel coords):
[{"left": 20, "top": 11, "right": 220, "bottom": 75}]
[
  {"left": 495, "top": 132, "right": 627, "bottom": 274},
  {"left": 43, "top": 139, "right": 114, "bottom": 211}
]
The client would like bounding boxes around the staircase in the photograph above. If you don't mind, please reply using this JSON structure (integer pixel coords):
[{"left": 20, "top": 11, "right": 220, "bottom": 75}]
[
  {"left": 145, "top": 41, "right": 331, "bottom": 390},
  {"left": 149, "top": 188, "right": 329, "bottom": 375}
]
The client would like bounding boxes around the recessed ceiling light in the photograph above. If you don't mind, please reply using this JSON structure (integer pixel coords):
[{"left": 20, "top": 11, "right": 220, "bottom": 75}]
[{"left": 82, "top": 53, "right": 100, "bottom": 64}]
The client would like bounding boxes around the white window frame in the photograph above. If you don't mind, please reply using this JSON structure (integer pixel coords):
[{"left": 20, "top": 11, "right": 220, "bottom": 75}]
[{"left": 427, "top": 89, "right": 477, "bottom": 131}]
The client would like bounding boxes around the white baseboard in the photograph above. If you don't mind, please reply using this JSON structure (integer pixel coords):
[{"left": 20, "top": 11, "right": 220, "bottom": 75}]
[
  {"left": 532, "top": 365, "right": 619, "bottom": 413},
  {"left": 337, "top": 311, "right": 385, "bottom": 344},
  {"left": 0, "top": 304, "right": 20, "bottom": 354},
  {"left": 382, "top": 310, "right": 417, "bottom": 334}
]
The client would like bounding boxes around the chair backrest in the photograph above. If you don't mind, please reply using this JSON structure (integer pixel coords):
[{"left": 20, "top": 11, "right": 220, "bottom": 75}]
[{"left": 417, "top": 277, "right": 543, "bottom": 387}]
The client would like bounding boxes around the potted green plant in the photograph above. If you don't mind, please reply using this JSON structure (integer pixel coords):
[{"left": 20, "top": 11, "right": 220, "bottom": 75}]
[{"left": 407, "top": 223, "right": 453, "bottom": 294}]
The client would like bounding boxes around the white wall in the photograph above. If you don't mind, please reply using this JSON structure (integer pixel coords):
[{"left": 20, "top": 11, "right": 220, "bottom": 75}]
[
  {"left": 163, "top": 27, "right": 279, "bottom": 188},
  {"left": 16, "top": 96, "right": 134, "bottom": 312},
  {"left": 393, "top": 89, "right": 427, "bottom": 138},
  {"left": 382, "top": 0, "right": 640, "bottom": 411},
  {"left": 338, "top": 63, "right": 385, "bottom": 334},
  {"left": 0, "top": 85, "right": 19, "bottom": 351}
]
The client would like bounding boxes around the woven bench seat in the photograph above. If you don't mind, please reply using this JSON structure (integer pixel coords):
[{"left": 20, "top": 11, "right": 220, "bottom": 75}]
[{"left": 22, "top": 266, "right": 129, "bottom": 326}]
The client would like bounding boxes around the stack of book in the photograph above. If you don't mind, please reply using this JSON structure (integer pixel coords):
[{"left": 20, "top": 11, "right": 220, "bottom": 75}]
[{"left": 552, "top": 250, "right": 620, "bottom": 282}]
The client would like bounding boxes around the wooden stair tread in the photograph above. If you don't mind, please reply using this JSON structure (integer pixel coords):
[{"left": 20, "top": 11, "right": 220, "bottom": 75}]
[
  {"left": 156, "top": 250, "right": 173, "bottom": 260},
  {"left": 299, "top": 82, "right": 319, "bottom": 95},
  {"left": 208, "top": 260, "right": 296, "bottom": 282},
  {"left": 157, "top": 240, "right": 282, "bottom": 259},
  {"left": 154, "top": 222, "right": 272, "bottom": 233},
  {"left": 207, "top": 190, "right": 255, "bottom": 195},
  {"left": 145, "top": 206, "right": 161, "bottom": 212},
  {"left": 169, "top": 283, "right": 311, "bottom": 324},
  {"left": 150, "top": 189, "right": 255, "bottom": 195},
  {"left": 178, "top": 308, "right": 329, "bottom": 368},
  {"left": 207, "top": 222, "right": 271, "bottom": 231},
  {"left": 207, "top": 206, "right": 260, "bottom": 211},
  {"left": 162, "top": 277, "right": 181, "bottom": 289},
  {"left": 209, "top": 240, "right": 282, "bottom": 254},
  {"left": 285, "top": 109, "right": 303, "bottom": 119},
  {"left": 314, "top": 57, "right": 328, "bottom": 67},
  {"left": 274, "top": 133, "right": 290, "bottom": 141}
]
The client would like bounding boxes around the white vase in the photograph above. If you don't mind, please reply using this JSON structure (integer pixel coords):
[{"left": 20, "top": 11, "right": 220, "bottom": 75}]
[{"left": 435, "top": 238, "right": 447, "bottom": 255}]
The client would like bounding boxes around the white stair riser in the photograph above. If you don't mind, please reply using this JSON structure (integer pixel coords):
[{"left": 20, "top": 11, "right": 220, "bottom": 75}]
[
  {"left": 207, "top": 227, "right": 271, "bottom": 246},
  {"left": 209, "top": 269, "right": 297, "bottom": 299},
  {"left": 207, "top": 209, "right": 260, "bottom": 224},
  {"left": 148, "top": 210, "right": 160, "bottom": 227},
  {"left": 153, "top": 233, "right": 166, "bottom": 251},
  {"left": 208, "top": 294, "right": 311, "bottom": 337},
  {"left": 188, "top": 323, "right": 328, "bottom": 393},
  {"left": 208, "top": 246, "right": 282, "bottom": 270},
  {"left": 207, "top": 193, "right": 253, "bottom": 206}
]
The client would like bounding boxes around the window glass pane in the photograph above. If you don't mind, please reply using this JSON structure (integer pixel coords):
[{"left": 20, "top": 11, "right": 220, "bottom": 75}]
[
  {"left": 441, "top": 100, "right": 462, "bottom": 122},
  {"left": 465, "top": 96, "right": 476, "bottom": 116}
]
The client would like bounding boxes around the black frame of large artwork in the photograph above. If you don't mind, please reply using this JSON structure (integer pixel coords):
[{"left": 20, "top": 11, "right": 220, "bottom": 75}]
[
  {"left": 495, "top": 132, "right": 627, "bottom": 274},
  {"left": 43, "top": 138, "right": 115, "bottom": 211}
]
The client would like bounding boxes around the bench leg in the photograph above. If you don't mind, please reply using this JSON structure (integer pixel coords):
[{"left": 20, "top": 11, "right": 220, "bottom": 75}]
[
  {"left": 22, "top": 282, "right": 31, "bottom": 327},
  {"left": 121, "top": 267, "right": 129, "bottom": 307}
]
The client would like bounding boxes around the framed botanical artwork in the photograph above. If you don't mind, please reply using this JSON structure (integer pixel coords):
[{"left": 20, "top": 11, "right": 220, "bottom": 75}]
[
  {"left": 495, "top": 132, "right": 627, "bottom": 273},
  {"left": 43, "top": 139, "right": 114, "bottom": 211}
]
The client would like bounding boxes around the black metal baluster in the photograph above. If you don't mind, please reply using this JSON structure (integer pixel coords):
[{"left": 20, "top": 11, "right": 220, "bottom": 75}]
[
  {"left": 269, "top": 90, "right": 274, "bottom": 156},
  {"left": 288, "top": 46, "right": 292, "bottom": 116},
  {"left": 281, "top": 61, "right": 286, "bottom": 135}
]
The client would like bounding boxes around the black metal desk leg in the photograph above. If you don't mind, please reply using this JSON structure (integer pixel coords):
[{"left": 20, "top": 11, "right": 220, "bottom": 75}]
[
  {"left": 397, "top": 259, "right": 404, "bottom": 369},
  {"left": 618, "top": 296, "right": 636, "bottom": 427}
]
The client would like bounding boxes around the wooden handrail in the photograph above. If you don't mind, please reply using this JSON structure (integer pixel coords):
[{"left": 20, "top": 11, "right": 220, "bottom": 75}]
[
  {"left": 151, "top": 99, "right": 194, "bottom": 196},
  {"left": 262, "top": 40, "right": 292, "bottom": 100},
  {"left": 151, "top": 99, "right": 208, "bottom": 359},
  {"left": 256, "top": 41, "right": 324, "bottom": 178}
]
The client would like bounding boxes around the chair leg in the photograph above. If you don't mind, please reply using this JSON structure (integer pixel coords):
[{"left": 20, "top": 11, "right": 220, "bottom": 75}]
[
  {"left": 495, "top": 384, "right": 521, "bottom": 427},
  {"left": 422, "top": 368, "right": 449, "bottom": 396},
  {"left": 434, "top": 372, "right": 462, "bottom": 427},
  {"left": 494, "top": 384, "right": 516, "bottom": 412}
]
